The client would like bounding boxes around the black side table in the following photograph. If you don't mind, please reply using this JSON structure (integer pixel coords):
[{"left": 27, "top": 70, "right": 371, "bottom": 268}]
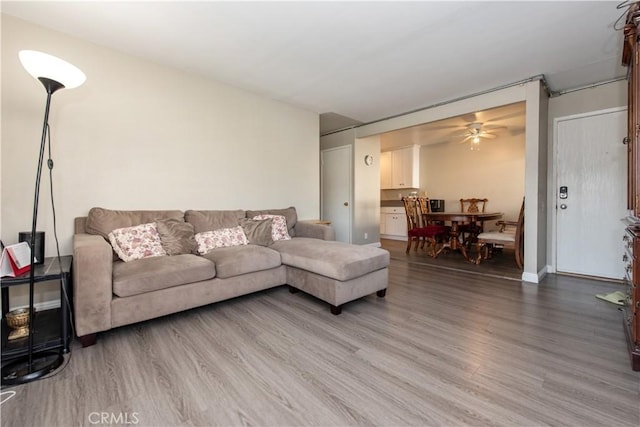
[{"left": 1, "top": 255, "right": 72, "bottom": 361}]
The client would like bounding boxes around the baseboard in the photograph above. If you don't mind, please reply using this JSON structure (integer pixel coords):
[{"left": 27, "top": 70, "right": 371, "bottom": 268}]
[
  {"left": 364, "top": 242, "right": 382, "bottom": 247},
  {"left": 380, "top": 235, "right": 406, "bottom": 241},
  {"left": 521, "top": 265, "right": 548, "bottom": 283}
]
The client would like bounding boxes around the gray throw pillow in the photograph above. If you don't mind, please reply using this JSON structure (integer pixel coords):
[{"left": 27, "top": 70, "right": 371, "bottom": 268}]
[
  {"left": 156, "top": 218, "right": 197, "bottom": 255},
  {"left": 239, "top": 218, "right": 274, "bottom": 246}
]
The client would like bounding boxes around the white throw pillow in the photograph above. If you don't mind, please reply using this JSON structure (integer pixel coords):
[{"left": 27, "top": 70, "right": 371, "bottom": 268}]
[
  {"left": 108, "top": 222, "right": 167, "bottom": 262},
  {"left": 195, "top": 226, "right": 249, "bottom": 254}
]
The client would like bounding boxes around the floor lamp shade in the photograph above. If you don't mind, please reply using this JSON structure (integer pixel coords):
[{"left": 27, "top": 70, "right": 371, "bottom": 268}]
[{"left": 18, "top": 50, "right": 86, "bottom": 89}]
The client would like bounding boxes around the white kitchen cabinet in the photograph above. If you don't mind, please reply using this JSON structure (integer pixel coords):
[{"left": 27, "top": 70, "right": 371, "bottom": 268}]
[
  {"left": 380, "top": 207, "right": 407, "bottom": 240},
  {"left": 380, "top": 151, "right": 392, "bottom": 189},
  {"left": 380, "top": 145, "right": 420, "bottom": 189}
]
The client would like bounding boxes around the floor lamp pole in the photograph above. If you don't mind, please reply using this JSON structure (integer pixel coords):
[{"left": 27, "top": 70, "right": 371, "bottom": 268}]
[{"left": 27, "top": 81, "right": 59, "bottom": 370}]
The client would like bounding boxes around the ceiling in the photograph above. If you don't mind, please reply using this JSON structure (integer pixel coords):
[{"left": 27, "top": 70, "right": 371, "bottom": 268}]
[
  {"left": 1, "top": 1, "right": 633, "bottom": 134},
  {"left": 380, "top": 102, "right": 526, "bottom": 150}
]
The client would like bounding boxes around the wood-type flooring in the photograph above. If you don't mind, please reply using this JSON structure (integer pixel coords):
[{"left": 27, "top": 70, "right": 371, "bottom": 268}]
[{"left": 1, "top": 241, "right": 638, "bottom": 426}]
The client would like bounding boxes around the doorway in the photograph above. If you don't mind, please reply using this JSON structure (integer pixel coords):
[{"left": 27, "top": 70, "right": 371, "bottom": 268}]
[
  {"left": 321, "top": 145, "right": 352, "bottom": 243},
  {"left": 554, "top": 107, "right": 627, "bottom": 279}
]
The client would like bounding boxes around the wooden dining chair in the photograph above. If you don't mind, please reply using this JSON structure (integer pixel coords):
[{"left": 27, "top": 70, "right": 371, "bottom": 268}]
[
  {"left": 474, "top": 197, "right": 524, "bottom": 269},
  {"left": 459, "top": 197, "right": 488, "bottom": 247},
  {"left": 402, "top": 197, "right": 447, "bottom": 256}
]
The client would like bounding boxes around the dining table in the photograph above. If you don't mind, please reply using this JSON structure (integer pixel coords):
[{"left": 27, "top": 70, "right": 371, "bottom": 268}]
[{"left": 421, "top": 211, "right": 503, "bottom": 261}]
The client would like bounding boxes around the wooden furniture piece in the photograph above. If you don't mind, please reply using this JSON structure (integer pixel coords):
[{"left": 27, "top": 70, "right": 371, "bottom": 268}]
[
  {"left": 1, "top": 256, "right": 73, "bottom": 363},
  {"left": 622, "top": 222, "right": 640, "bottom": 371},
  {"left": 402, "top": 197, "right": 447, "bottom": 256},
  {"left": 474, "top": 198, "right": 524, "bottom": 269},
  {"left": 459, "top": 198, "right": 488, "bottom": 213},
  {"left": 459, "top": 198, "right": 488, "bottom": 247},
  {"left": 421, "top": 211, "right": 503, "bottom": 261},
  {"left": 621, "top": 2, "right": 640, "bottom": 372}
]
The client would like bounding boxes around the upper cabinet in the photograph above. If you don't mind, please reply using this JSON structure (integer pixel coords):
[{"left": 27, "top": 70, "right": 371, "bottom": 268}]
[{"left": 380, "top": 145, "right": 420, "bottom": 189}]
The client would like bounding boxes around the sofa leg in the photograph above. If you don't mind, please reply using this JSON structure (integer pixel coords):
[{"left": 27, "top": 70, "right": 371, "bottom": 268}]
[
  {"left": 376, "top": 289, "right": 387, "bottom": 298},
  {"left": 288, "top": 286, "right": 299, "bottom": 293},
  {"left": 78, "top": 333, "right": 97, "bottom": 347},
  {"left": 330, "top": 305, "right": 342, "bottom": 315}
]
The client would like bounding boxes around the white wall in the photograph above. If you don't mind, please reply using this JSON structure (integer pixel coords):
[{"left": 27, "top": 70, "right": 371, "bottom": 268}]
[
  {"left": 353, "top": 135, "right": 381, "bottom": 245},
  {"left": 1, "top": 15, "right": 319, "bottom": 308}
]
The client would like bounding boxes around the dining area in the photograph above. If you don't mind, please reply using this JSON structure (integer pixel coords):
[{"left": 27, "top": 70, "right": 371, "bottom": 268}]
[{"left": 393, "top": 195, "right": 524, "bottom": 273}]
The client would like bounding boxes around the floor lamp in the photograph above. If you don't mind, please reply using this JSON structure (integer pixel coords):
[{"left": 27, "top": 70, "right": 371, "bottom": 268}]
[{"left": 1, "top": 51, "right": 85, "bottom": 385}]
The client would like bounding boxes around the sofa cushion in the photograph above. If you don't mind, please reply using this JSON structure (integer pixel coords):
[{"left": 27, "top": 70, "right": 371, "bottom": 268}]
[
  {"left": 239, "top": 218, "right": 274, "bottom": 246},
  {"left": 270, "top": 237, "right": 389, "bottom": 281},
  {"left": 113, "top": 254, "right": 216, "bottom": 297},
  {"left": 200, "top": 245, "right": 281, "bottom": 279},
  {"left": 185, "top": 210, "right": 245, "bottom": 234},
  {"left": 156, "top": 218, "right": 197, "bottom": 255},
  {"left": 86, "top": 207, "right": 184, "bottom": 239},
  {"left": 108, "top": 223, "right": 167, "bottom": 262},
  {"left": 246, "top": 207, "right": 297, "bottom": 237}
]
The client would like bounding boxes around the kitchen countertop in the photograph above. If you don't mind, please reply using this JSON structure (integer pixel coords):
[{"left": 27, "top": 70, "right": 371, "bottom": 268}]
[{"left": 381, "top": 200, "right": 404, "bottom": 207}]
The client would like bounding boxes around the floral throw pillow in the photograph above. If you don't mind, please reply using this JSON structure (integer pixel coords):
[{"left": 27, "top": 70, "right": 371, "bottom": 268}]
[
  {"left": 195, "top": 226, "right": 249, "bottom": 255},
  {"left": 252, "top": 214, "right": 291, "bottom": 242},
  {"left": 108, "top": 222, "right": 167, "bottom": 262}
]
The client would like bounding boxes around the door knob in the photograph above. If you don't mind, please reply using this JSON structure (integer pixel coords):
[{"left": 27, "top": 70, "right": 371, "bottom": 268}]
[
  {"left": 344, "top": 202, "right": 349, "bottom": 206},
  {"left": 560, "top": 204, "right": 567, "bottom": 209}
]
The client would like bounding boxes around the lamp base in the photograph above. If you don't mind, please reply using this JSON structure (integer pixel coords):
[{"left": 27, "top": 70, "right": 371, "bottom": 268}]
[{"left": 1, "top": 351, "right": 64, "bottom": 386}]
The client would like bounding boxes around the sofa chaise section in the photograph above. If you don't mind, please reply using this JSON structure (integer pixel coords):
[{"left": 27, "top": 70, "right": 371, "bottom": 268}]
[{"left": 272, "top": 238, "right": 389, "bottom": 314}]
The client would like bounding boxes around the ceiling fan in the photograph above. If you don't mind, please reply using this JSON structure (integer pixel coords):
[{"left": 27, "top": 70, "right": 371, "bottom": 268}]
[{"left": 460, "top": 122, "right": 500, "bottom": 150}]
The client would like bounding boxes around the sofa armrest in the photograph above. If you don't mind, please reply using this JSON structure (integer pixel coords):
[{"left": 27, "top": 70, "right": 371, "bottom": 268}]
[
  {"left": 293, "top": 222, "right": 336, "bottom": 241},
  {"left": 73, "top": 233, "right": 113, "bottom": 337}
]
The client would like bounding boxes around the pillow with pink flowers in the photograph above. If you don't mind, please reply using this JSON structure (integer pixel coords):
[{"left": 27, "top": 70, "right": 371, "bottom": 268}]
[
  {"left": 252, "top": 214, "right": 291, "bottom": 242},
  {"left": 108, "top": 222, "right": 167, "bottom": 262},
  {"left": 194, "top": 226, "right": 249, "bottom": 255}
]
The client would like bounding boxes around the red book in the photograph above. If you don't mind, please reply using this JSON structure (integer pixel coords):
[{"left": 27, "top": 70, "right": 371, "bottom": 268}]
[{"left": 0, "top": 242, "right": 32, "bottom": 278}]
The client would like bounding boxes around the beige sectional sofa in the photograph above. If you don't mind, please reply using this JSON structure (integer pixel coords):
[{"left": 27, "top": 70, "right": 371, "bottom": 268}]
[{"left": 73, "top": 207, "right": 389, "bottom": 346}]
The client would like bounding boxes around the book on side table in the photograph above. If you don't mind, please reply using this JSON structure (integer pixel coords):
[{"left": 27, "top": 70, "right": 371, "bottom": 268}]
[{"left": 0, "top": 242, "right": 34, "bottom": 277}]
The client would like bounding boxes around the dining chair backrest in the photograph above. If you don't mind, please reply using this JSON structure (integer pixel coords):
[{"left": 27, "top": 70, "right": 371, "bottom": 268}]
[
  {"left": 514, "top": 197, "right": 525, "bottom": 259},
  {"left": 417, "top": 197, "right": 431, "bottom": 215},
  {"left": 416, "top": 197, "right": 431, "bottom": 227},
  {"left": 460, "top": 198, "right": 488, "bottom": 213},
  {"left": 475, "top": 197, "right": 524, "bottom": 269},
  {"left": 401, "top": 197, "right": 420, "bottom": 231}
]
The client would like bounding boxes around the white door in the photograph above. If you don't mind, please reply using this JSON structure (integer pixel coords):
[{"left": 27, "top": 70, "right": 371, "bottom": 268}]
[
  {"left": 321, "top": 146, "right": 352, "bottom": 243},
  {"left": 556, "top": 108, "right": 627, "bottom": 279}
]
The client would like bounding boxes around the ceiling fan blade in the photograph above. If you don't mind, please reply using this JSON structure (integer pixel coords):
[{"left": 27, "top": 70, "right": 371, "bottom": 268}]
[
  {"left": 481, "top": 133, "right": 497, "bottom": 139},
  {"left": 459, "top": 135, "right": 474, "bottom": 143},
  {"left": 509, "top": 127, "right": 526, "bottom": 136},
  {"left": 483, "top": 124, "right": 507, "bottom": 131}
]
